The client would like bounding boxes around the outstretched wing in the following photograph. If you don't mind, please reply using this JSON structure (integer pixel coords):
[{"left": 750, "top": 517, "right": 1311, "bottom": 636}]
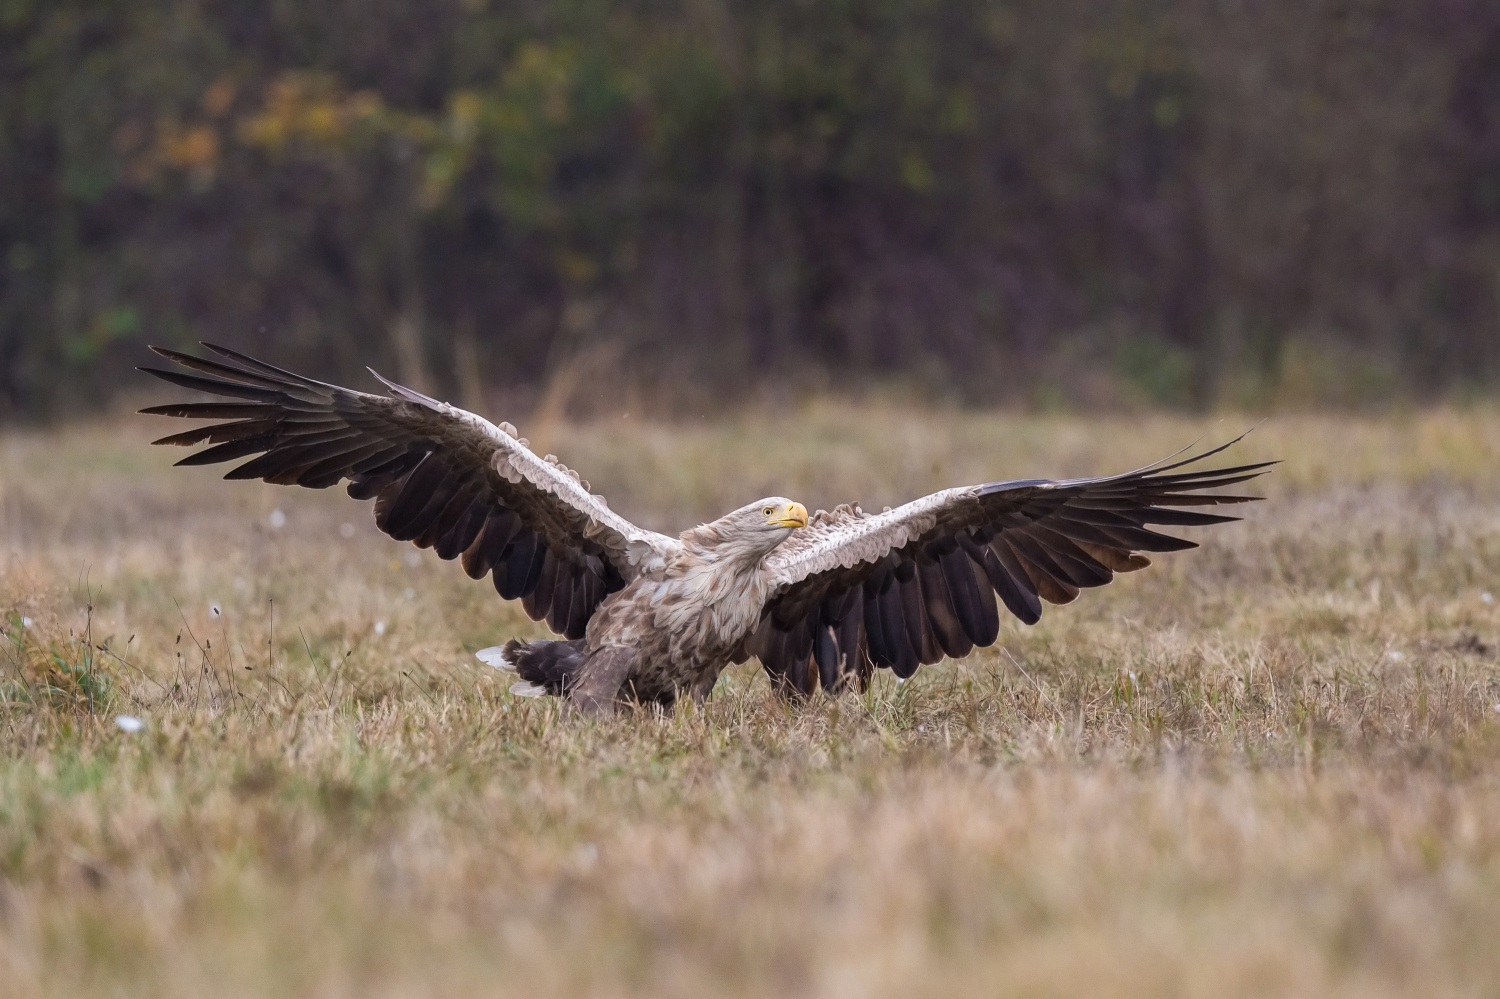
[
  {"left": 746, "top": 439, "right": 1272, "bottom": 695},
  {"left": 139, "top": 344, "right": 677, "bottom": 639}
]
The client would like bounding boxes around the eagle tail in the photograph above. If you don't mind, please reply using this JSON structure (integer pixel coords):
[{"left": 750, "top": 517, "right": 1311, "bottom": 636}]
[{"left": 486, "top": 639, "right": 587, "bottom": 697}]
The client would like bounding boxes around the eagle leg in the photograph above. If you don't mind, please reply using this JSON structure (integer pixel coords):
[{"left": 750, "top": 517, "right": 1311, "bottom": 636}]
[
  {"left": 570, "top": 647, "right": 637, "bottom": 719},
  {"left": 689, "top": 664, "right": 723, "bottom": 707}
]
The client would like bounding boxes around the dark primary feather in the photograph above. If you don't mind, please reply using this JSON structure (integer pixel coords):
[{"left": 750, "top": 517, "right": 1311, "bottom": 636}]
[
  {"left": 750, "top": 440, "right": 1273, "bottom": 697},
  {"left": 139, "top": 343, "right": 630, "bottom": 640}
]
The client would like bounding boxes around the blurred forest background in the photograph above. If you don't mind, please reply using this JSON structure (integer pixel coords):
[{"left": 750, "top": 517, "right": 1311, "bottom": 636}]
[{"left": 4, "top": 0, "right": 1500, "bottom": 420}]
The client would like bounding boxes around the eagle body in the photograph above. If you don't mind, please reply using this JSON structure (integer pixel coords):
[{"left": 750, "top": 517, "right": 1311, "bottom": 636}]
[
  {"left": 578, "top": 514, "right": 789, "bottom": 703},
  {"left": 140, "top": 345, "right": 1273, "bottom": 715}
]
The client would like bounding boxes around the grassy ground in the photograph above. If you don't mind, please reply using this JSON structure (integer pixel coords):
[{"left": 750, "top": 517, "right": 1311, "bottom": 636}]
[{"left": 2, "top": 404, "right": 1499, "bottom": 998}]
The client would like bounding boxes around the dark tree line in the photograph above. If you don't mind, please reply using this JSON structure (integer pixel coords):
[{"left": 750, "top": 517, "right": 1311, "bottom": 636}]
[{"left": 3, "top": 0, "right": 1500, "bottom": 418}]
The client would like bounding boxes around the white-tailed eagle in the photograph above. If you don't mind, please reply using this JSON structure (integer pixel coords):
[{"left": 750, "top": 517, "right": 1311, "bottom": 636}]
[{"left": 141, "top": 345, "right": 1271, "bottom": 714}]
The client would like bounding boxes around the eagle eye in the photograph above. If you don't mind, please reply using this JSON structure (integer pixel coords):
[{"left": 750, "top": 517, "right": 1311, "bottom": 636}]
[{"left": 762, "top": 506, "right": 774, "bottom": 516}]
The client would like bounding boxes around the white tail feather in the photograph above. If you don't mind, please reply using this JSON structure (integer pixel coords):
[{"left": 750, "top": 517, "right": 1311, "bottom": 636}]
[
  {"left": 509, "top": 681, "right": 548, "bottom": 698},
  {"left": 475, "top": 646, "right": 515, "bottom": 671}
]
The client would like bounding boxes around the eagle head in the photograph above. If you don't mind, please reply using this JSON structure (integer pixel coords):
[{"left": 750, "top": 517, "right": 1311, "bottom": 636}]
[
  {"left": 701, "top": 497, "right": 807, "bottom": 555},
  {"left": 683, "top": 497, "right": 808, "bottom": 562},
  {"left": 749, "top": 497, "right": 809, "bottom": 532}
]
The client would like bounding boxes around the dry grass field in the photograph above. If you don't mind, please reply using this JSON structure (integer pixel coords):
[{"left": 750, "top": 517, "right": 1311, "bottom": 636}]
[{"left": 2, "top": 404, "right": 1499, "bottom": 998}]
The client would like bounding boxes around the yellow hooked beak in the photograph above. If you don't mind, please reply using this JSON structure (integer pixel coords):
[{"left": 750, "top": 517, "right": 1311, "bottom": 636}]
[{"left": 769, "top": 502, "right": 808, "bottom": 529}]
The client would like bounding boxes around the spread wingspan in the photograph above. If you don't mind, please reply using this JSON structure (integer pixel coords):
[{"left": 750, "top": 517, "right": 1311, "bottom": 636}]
[
  {"left": 748, "top": 437, "right": 1272, "bottom": 695},
  {"left": 139, "top": 343, "right": 676, "bottom": 639}
]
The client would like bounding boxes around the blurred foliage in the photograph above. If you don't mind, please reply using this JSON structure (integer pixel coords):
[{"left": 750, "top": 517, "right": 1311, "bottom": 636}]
[{"left": 2, "top": 0, "right": 1500, "bottom": 417}]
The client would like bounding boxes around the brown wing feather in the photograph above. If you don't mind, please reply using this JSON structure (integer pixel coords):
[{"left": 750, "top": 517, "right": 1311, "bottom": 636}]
[
  {"left": 751, "top": 439, "right": 1273, "bottom": 696},
  {"left": 139, "top": 343, "right": 674, "bottom": 640}
]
